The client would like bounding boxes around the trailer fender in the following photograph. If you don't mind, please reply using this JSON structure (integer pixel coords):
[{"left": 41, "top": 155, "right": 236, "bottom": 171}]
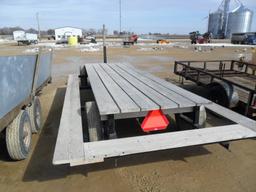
[{"left": 206, "top": 82, "right": 239, "bottom": 108}]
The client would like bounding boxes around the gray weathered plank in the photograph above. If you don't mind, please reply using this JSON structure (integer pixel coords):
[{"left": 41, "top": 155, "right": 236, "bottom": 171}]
[
  {"left": 107, "top": 64, "right": 178, "bottom": 109},
  {"left": 93, "top": 64, "right": 140, "bottom": 113},
  {"left": 206, "top": 102, "right": 256, "bottom": 132},
  {"left": 86, "top": 101, "right": 102, "bottom": 142},
  {"left": 83, "top": 124, "right": 256, "bottom": 164},
  {"left": 53, "top": 74, "right": 84, "bottom": 165},
  {"left": 121, "top": 63, "right": 211, "bottom": 105},
  {"left": 85, "top": 64, "right": 120, "bottom": 115},
  {"left": 100, "top": 64, "right": 160, "bottom": 111},
  {"left": 116, "top": 63, "right": 196, "bottom": 108}
]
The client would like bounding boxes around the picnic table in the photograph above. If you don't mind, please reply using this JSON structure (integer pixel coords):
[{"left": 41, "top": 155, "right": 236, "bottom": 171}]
[{"left": 53, "top": 63, "right": 256, "bottom": 166}]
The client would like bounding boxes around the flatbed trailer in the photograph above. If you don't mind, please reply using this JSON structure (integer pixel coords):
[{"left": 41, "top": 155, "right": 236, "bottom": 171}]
[
  {"left": 0, "top": 48, "right": 52, "bottom": 160},
  {"left": 53, "top": 63, "right": 256, "bottom": 166},
  {"left": 174, "top": 60, "right": 256, "bottom": 118}
]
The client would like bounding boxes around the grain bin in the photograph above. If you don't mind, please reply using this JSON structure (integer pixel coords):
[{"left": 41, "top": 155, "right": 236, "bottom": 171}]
[
  {"left": 226, "top": 5, "right": 253, "bottom": 38},
  {"left": 208, "top": 11, "right": 223, "bottom": 38}
]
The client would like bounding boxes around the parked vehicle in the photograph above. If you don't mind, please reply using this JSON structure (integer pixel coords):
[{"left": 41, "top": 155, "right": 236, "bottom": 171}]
[
  {"left": 13, "top": 30, "right": 38, "bottom": 45},
  {"left": 123, "top": 34, "right": 138, "bottom": 46},
  {"left": 231, "top": 32, "right": 256, "bottom": 45},
  {"left": 0, "top": 48, "right": 52, "bottom": 160},
  {"left": 174, "top": 60, "right": 256, "bottom": 118},
  {"left": 189, "top": 31, "right": 211, "bottom": 44}
]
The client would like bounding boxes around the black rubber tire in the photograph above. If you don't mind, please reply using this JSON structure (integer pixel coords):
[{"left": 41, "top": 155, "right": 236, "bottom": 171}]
[
  {"left": 27, "top": 96, "right": 42, "bottom": 133},
  {"left": 6, "top": 110, "right": 32, "bottom": 160},
  {"left": 207, "top": 85, "right": 229, "bottom": 107}
]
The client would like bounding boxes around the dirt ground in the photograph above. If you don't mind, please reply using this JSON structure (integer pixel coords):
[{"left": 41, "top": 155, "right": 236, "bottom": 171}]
[{"left": 0, "top": 41, "right": 255, "bottom": 192}]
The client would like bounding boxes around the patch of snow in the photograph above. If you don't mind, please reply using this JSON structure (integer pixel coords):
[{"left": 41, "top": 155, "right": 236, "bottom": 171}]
[
  {"left": 0, "top": 39, "right": 11, "bottom": 43},
  {"left": 80, "top": 47, "right": 100, "bottom": 52},
  {"left": 23, "top": 48, "right": 39, "bottom": 53},
  {"left": 194, "top": 43, "right": 256, "bottom": 48}
]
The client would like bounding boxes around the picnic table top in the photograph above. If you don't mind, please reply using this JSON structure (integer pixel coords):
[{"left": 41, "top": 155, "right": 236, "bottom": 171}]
[{"left": 85, "top": 63, "right": 211, "bottom": 116}]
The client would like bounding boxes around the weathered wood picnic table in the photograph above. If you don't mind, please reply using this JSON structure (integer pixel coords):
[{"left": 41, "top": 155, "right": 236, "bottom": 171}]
[{"left": 53, "top": 63, "right": 256, "bottom": 166}]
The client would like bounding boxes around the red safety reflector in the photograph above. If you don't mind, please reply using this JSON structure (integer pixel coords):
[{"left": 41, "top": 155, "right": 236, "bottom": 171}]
[{"left": 141, "top": 110, "right": 169, "bottom": 132}]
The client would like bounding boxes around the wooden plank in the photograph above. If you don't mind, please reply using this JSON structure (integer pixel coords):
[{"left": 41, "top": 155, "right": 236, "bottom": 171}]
[
  {"left": 205, "top": 102, "right": 256, "bottom": 132},
  {"left": 85, "top": 64, "right": 120, "bottom": 115},
  {"left": 53, "top": 74, "right": 84, "bottom": 165},
  {"left": 107, "top": 64, "right": 178, "bottom": 110},
  {"left": 116, "top": 63, "right": 196, "bottom": 108},
  {"left": 100, "top": 64, "right": 160, "bottom": 111},
  {"left": 82, "top": 124, "right": 256, "bottom": 164},
  {"left": 93, "top": 64, "right": 140, "bottom": 113},
  {"left": 86, "top": 101, "right": 102, "bottom": 142},
  {"left": 121, "top": 63, "right": 211, "bottom": 105}
]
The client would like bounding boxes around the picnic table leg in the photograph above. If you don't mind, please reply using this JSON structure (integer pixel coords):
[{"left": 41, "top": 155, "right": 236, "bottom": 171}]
[
  {"left": 193, "top": 106, "right": 200, "bottom": 129},
  {"left": 79, "top": 66, "right": 89, "bottom": 88},
  {"left": 174, "top": 114, "right": 181, "bottom": 131},
  {"left": 104, "top": 115, "right": 117, "bottom": 139}
]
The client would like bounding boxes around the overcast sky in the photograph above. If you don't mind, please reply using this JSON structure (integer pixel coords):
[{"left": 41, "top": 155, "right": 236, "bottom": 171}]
[{"left": 0, "top": 0, "right": 255, "bottom": 34}]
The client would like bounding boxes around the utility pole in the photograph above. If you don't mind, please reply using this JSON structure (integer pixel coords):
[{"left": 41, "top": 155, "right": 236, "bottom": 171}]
[
  {"left": 119, "top": 0, "right": 122, "bottom": 35},
  {"left": 103, "top": 24, "right": 107, "bottom": 63},
  {"left": 36, "top": 12, "right": 41, "bottom": 41}
]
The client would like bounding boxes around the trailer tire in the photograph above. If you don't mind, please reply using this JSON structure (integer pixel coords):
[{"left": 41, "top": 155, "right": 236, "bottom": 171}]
[
  {"left": 207, "top": 82, "right": 239, "bottom": 108},
  {"left": 28, "top": 96, "right": 42, "bottom": 133},
  {"left": 207, "top": 84, "right": 229, "bottom": 107},
  {"left": 6, "top": 110, "right": 32, "bottom": 160}
]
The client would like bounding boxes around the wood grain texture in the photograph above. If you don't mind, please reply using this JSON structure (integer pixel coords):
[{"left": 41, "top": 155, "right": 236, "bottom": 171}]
[
  {"left": 85, "top": 64, "right": 120, "bottom": 115},
  {"left": 83, "top": 124, "right": 256, "bottom": 164},
  {"left": 100, "top": 64, "right": 159, "bottom": 111},
  {"left": 120, "top": 63, "right": 211, "bottom": 105},
  {"left": 93, "top": 64, "right": 140, "bottom": 113},
  {"left": 116, "top": 63, "right": 196, "bottom": 108},
  {"left": 53, "top": 74, "right": 84, "bottom": 165},
  {"left": 108, "top": 64, "right": 178, "bottom": 109}
]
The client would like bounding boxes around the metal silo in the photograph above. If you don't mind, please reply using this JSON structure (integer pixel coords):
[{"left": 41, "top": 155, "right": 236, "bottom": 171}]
[
  {"left": 208, "top": 0, "right": 230, "bottom": 38},
  {"left": 226, "top": 5, "right": 253, "bottom": 38},
  {"left": 208, "top": 11, "right": 223, "bottom": 38}
]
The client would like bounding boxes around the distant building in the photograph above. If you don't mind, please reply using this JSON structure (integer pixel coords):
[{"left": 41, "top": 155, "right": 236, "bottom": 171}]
[{"left": 54, "top": 27, "right": 82, "bottom": 41}]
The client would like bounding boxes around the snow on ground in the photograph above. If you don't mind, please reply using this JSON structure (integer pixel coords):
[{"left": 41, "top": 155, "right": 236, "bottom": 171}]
[
  {"left": 35, "top": 42, "right": 122, "bottom": 51},
  {"left": 0, "top": 39, "right": 12, "bottom": 43},
  {"left": 23, "top": 48, "right": 39, "bottom": 53},
  {"left": 194, "top": 43, "right": 256, "bottom": 48}
]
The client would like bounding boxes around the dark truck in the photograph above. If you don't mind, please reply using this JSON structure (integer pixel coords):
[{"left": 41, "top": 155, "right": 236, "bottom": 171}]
[{"left": 231, "top": 32, "right": 256, "bottom": 45}]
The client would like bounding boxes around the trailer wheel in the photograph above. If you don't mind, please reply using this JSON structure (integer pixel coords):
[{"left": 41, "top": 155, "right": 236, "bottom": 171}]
[
  {"left": 28, "top": 96, "right": 42, "bottom": 133},
  {"left": 86, "top": 102, "right": 102, "bottom": 141},
  {"left": 207, "top": 84, "right": 229, "bottom": 107},
  {"left": 6, "top": 110, "right": 32, "bottom": 160}
]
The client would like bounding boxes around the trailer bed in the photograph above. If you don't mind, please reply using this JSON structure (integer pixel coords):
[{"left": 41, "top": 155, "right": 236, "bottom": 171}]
[
  {"left": 53, "top": 63, "right": 256, "bottom": 166},
  {"left": 174, "top": 60, "right": 256, "bottom": 116}
]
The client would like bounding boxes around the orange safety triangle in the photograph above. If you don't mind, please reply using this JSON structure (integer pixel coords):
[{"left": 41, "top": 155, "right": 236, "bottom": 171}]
[{"left": 141, "top": 110, "right": 169, "bottom": 132}]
